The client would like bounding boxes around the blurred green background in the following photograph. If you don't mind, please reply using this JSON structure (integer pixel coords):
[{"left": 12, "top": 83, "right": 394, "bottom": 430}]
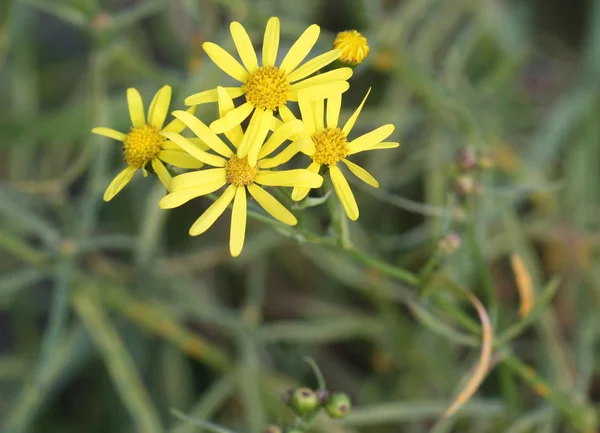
[{"left": 1, "top": 0, "right": 600, "bottom": 432}]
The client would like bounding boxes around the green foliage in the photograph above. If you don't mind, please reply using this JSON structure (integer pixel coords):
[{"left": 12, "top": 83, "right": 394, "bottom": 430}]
[{"left": 1, "top": 0, "right": 599, "bottom": 432}]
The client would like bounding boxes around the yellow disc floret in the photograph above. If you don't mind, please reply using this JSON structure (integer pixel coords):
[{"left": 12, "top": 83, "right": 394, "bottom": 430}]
[
  {"left": 244, "top": 66, "right": 290, "bottom": 111},
  {"left": 311, "top": 128, "right": 349, "bottom": 166},
  {"left": 123, "top": 125, "right": 163, "bottom": 168},
  {"left": 333, "top": 30, "right": 369, "bottom": 66},
  {"left": 226, "top": 155, "right": 259, "bottom": 186}
]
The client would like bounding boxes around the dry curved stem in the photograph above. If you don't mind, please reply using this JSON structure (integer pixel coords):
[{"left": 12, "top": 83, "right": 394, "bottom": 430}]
[{"left": 443, "top": 289, "right": 493, "bottom": 418}]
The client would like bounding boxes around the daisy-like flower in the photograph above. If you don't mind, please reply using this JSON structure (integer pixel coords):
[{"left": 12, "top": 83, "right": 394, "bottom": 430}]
[
  {"left": 160, "top": 88, "right": 323, "bottom": 257},
  {"left": 184, "top": 17, "right": 353, "bottom": 167},
  {"left": 333, "top": 30, "right": 370, "bottom": 66},
  {"left": 291, "top": 89, "right": 399, "bottom": 220},
  {"left": 92, "top": 85, "right": 203, "bottom": 201}
]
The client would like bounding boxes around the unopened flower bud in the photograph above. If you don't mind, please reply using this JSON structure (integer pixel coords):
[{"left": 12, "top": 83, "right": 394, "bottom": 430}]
[
  {"left": 439, "top": 233, "right": 461, "bottom": 255},
  {"left": 333, "top": 30, "right": 369, "bottom": 66},
  {"left": 289, "top": 387, "right": 319, "bottom": 414},
  {"left": 325, "top": 393, "right": 351, "bottom": 419},
  {"left": 455, "top": 175, "right": 476, "bottom": 195}
]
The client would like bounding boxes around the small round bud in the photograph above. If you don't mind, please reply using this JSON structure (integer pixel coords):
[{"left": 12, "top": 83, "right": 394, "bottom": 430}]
[
  {"left": 264, "top": 426, "right": 282, "bottom": 433},
  {"left": 289, "top": 387, "right": 319, "bottom": 414},
  {"left": 455, "top": 175, "right": 476, "bottom": 195},
  {"left": 457, "top": 147, "right": 477, "bottom": 172},
  {"left": 325, "top": 393, "right": 351, "bottom": 419},
  {"left": 438, "top": 233, "right": 461, "bottom": 255},
  {"left": 333, "top": 30, "right": 369, "bottom": 66}
]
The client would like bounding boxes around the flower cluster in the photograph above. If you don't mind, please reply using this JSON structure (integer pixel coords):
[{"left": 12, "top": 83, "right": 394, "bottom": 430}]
[{"left": 92, "top": 17, "right": 398, "bottom": 256}]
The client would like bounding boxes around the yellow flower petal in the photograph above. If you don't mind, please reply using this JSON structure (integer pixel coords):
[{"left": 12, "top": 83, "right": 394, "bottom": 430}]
[
  {"left": 203, "top": 42, "right": 249, "bottom": 82},
  {"left": 374, "top": 141, "right": 400, "bottom": 150},
  {"left": 255, "top": 169, "right": 323, "bottom": 188},
  {"left": 262, "top": 17, "right": 280, "bottom": 67},
  {"left": 348, "top": 141, "right": 400, "bottom": 156},
  {"left": 280, "top": 24, "right": 320, "bottom": 75},
  {"left": 159, "top": 178, "right": 227, "bottom": 209},
  {"left": 278, "top": 105, "right": 298, "bottom": 123},
  {"left": 230, "top": 21, "right": 259, "bottom": 73},
  {"left": 247, "top": 183, "right": 297, "bottom": 225},
  {"left": 237, "top": 109, "right": 272, "bottom": 167},
  {"left": 127, "top": 88, "right": 145, "bottom": 128},
  {"left": 326, "top": 94, "right": 342, "bottom": 129},
  {"left": 169, "top": 168, "right": 227, "bottom": 191},
  {"left": 159, "top": 150, "right": 204, "bottom": 169},
  {"left": 188, "top": 138, "right": 211, "bottom": 150},
  {"left": 286, "top": 49, "right": 342, "bottom": 83},
  {"left": 103, "top": 166, "right": 137, "bottom": 202},
  {"left": 291, "top": 68, "right": 353, "bottom": 91},
  {"left": 247, "top": 109, "right": 272, "bottom": 167},
  {"left": 298, "top": 95, "right": 315, "bottom": 134},
  {"left": 258, "top": 119, "right": 304, "bottom": 159},
  {"left": 236, "top": 108, "right": 261, "bottom": 160},
  {"left": 210, "top": 101, "right": 253, "bottom": 134},
  {"left": 297, "top": 81, "right": 350, "bottom": 103},
  {"left": 151, "top": 158, "right": 172, "bottom": 190},
  {"left": 291, "top": 162, "right": 321, "bottom": 201},
  {"left": 162, "top": 105, "right": 197, "bottom": 134},
  {"left": 229, "top": 186, "right": 247, "bottom": 257},
  {"left": 312, "top": 99, "right": 324, "bottom": 132},
  {"left": 330, "top": 164, "right": 359, "bottom": 221},
  {"left": 189, "top": 185, "right": 236, "bottom": 236},
  {"left": 172, "top": 110, "right": 233, "bottom": 158},
  {"left": 347, "top": 124, "right": 395, "bottom": 154},
  {"left": 161, "top": 132, "right": 227, "bottom": 167},
  {"left": 162, "top": 136, "right": 209, "bottom": 151},
  {"left": 148, "top": 85, "right": 172, "bottom": 129},
  {"left": 92, "top": 127, "right": 127, "bottom": 141},
  {"left": 342, "top": 87, "right": 371, "bottom": 135},
  {"left": 342, "top": 159, "right": 379, "bottom": 188},
  {"left": 216, "top": 86, "right": 244, "bottom": 147},
  {"left": 185, "top": 87, "right": 245, "bottom": 106},
  {"left": 258, "top": 137, "right": 305, "bottom": 169}
]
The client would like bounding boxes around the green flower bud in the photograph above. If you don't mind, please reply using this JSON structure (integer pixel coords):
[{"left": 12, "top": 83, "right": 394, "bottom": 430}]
[
  {"left": 325, "top": 393, "right": 351, "bottom": 419},
  {"left": 289, "top": 387, "right": 319, "bottom": 414}
]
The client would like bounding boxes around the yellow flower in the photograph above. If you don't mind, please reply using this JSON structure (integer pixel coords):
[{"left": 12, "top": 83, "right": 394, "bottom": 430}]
[
  {"left": 160, "top": 88, "right": 323, "bottom": 257},
  {"left": 333, "top": 30, "right": 369, "bottom": 66},
  {"left": 291, "top": 89, "right": 399, "bottom": 220},
  {"left": 92, "top": 86, "right": 204, "bottom": 201},
  {"left": 184, "top": 17, "right": 353, "bottom": 167}
]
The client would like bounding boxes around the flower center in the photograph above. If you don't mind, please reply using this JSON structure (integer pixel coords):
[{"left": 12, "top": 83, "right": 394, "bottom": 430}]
[
  {"left": 311, "top": 128, "right": 349, "bottom": 166},
  {"left": 333, "top": 30, "right": 370, "bottom": 65},
  {"left": 123, "top": 125, "right": 163, "bottom": 168},
  {"left": 226, "top": 155, "right": 258, "bottom": 186},
  {"left": 243, "top": 66, "right": 290, "bottom": 111}
]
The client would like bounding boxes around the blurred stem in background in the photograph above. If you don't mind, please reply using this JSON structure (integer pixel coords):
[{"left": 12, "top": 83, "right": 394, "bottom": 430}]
[{"left": 1, "top": 0, "right": 600, "bottom": 432}]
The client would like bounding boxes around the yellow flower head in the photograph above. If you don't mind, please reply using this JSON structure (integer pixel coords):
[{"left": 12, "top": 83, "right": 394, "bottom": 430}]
[
  {"left": 333, "top": 30, "right": 369, "bottom": 66},
  {"left": 91, "top": 86, "right": 204, "bottom": 201},
  {"left": 160, "top": 87, "right": 323, "bottom": 257},
  {"left": 184, "top": 17, "right": 354, "bottom": 167},
  {"left": 290, "top": 89, "right": 399, "bottom": 221}
]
